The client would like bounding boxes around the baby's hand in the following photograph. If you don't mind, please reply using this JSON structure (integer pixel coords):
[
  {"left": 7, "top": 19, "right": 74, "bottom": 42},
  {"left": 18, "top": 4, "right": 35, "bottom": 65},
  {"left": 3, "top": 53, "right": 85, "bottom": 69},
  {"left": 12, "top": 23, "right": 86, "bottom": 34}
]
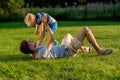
[{"left": 34, "top": 31, "right": 38, "bottom": 35}]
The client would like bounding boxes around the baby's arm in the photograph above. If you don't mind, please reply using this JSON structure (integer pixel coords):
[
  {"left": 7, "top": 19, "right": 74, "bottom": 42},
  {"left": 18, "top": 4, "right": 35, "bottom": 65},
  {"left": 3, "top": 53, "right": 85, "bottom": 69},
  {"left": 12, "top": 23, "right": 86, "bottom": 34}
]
[{"left": 35, "top": 24, "right": 39, "bottom": 35}]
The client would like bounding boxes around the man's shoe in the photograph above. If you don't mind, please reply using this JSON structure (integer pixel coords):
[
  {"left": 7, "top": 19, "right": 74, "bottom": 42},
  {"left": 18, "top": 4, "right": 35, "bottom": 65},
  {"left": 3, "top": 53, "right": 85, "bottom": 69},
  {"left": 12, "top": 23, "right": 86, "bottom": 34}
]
[{"left": 97, "top": 49, "right": 113, "bottom": 55}]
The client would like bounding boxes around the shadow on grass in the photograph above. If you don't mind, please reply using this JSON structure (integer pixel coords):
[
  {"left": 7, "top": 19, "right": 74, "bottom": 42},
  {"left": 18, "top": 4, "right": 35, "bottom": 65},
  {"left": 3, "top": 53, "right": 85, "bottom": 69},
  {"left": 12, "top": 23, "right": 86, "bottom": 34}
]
[
  {"left": 0, "top": 54, "right": 32, "bottom": 62},
  {"left": 58, "top": 21, "right": 120, "bottom": 27},
  {"left": 0, "top": 53, "right": 112, "bottom": 62},
  {"left": 0, "top": 22, "right": 26, "bottom": 29},
  {"left": 0, "top": 21, "right": 120, "bottom": 29},
  {"left": 80, "top": 52, "right": 113, "bottom": 58},
  {"left": 79, "top": 52, "right": 97, "bottom": 58}
]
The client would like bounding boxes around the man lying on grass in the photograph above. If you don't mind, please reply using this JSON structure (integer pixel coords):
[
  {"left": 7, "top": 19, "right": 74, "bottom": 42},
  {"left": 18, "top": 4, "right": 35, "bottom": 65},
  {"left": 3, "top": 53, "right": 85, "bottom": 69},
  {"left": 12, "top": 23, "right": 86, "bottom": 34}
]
[{"left": 20, "top": 20, "right": 113, "bottom": 59}]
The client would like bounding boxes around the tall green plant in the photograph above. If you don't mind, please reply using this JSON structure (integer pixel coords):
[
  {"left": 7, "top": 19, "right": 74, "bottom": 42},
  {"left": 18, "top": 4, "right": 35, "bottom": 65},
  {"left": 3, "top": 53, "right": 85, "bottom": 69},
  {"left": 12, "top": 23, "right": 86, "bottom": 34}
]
[{"left": 0, "top": 0, "right": 24, "bottom": 17}]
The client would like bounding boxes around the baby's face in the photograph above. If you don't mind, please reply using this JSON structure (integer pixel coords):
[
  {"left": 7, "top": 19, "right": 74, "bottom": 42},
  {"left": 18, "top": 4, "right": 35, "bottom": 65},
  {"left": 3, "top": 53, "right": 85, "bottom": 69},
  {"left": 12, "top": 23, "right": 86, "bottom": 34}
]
[{"left": 29, "top": 20, "right": 36, "bottom": 27}]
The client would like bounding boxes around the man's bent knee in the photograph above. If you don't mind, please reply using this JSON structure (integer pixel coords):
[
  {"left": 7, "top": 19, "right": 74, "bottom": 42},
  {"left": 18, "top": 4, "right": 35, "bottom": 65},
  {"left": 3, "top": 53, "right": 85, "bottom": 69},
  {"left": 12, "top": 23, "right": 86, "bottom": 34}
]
[
  {"left": 80, "top": 27, "right": 89, "bottom": 32},
  {"left": 84, "top": 27, "right": 89, "bottom": 30},
  {"left": 65, "top": 33, "right": 71, "bottom": 36},
  {"left": 64, "top": 33, "right": 72, "bottom": 38},
  {"left": 83, "top": 27, "right": 90, "bottom": 33}
]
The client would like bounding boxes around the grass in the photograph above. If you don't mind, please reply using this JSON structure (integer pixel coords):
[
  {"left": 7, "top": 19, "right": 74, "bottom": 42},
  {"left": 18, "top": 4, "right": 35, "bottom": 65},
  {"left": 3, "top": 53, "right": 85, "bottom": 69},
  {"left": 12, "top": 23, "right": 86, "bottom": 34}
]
[{"left": 0, "top": 21, "right": 120, "bottom": 80}]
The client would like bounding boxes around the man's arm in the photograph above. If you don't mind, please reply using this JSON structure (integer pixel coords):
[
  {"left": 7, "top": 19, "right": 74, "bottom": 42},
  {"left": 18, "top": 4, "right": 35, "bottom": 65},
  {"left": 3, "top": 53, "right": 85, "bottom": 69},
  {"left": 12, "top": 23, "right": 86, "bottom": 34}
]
[
  {"left": 40, "top": 15, "right": 55, "bottom": 49},
  {"left": 36, "top": 23, "right": 45, "bottom": 46},
  {"left": 44, "top": 23, "right": 55, "bottom": 49}
]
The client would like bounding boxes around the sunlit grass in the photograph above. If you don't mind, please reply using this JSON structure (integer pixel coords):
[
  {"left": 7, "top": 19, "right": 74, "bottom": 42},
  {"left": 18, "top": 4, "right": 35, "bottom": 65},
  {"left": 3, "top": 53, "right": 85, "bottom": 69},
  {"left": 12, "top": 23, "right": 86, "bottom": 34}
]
[{"left": 0, "top": 21, "right": 120, "bottom": 80}]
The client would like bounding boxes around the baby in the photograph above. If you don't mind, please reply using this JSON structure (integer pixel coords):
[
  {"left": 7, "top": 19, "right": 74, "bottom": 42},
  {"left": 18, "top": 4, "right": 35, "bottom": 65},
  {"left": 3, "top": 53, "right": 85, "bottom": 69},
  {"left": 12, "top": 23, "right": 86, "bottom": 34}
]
[{"left": 24, "top": 12, "right": 58, "bottom": 46}]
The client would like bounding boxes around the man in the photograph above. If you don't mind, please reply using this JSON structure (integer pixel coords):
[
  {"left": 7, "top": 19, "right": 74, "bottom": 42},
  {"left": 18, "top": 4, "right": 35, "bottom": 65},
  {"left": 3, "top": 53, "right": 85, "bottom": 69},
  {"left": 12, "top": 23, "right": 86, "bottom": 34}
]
[{"left": 20, "top": 21, "right": 113, "bottom": 59}]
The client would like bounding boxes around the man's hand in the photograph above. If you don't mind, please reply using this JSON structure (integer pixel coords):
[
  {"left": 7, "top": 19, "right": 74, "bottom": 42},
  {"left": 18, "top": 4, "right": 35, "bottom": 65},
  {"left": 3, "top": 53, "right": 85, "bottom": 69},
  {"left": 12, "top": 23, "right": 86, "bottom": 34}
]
[{"left": 41, "top": 15, "right": 47, "bottom": 24}]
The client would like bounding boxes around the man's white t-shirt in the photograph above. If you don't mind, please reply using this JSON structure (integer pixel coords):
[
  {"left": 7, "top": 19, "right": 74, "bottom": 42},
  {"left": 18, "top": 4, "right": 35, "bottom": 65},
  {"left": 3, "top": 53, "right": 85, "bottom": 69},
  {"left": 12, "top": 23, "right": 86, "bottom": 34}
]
[{"left": 31, "top": 46, "right": 67, "bottom": 59}]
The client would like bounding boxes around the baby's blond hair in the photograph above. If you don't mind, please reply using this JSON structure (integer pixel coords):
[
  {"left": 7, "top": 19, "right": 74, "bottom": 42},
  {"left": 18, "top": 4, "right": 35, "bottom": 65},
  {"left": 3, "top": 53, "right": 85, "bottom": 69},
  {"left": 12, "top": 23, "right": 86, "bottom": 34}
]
[{"left": 24, "top": 13, "right": 36, "bottom": 27}]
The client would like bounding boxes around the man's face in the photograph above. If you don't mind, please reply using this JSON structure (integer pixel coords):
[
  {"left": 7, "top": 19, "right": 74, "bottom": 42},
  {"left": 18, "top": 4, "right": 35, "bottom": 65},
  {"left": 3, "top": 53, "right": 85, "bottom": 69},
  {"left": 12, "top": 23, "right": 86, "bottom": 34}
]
[{"left": 27, "top": 40, "right": 36, "bottom": 50}]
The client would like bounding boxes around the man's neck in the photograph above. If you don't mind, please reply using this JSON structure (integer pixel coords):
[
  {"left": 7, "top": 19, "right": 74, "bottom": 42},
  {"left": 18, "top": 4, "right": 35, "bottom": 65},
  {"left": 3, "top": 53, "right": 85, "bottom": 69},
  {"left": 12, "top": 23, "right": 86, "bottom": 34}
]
[{"left": 32, "top": 52, "right": 36, "bottom": 59}]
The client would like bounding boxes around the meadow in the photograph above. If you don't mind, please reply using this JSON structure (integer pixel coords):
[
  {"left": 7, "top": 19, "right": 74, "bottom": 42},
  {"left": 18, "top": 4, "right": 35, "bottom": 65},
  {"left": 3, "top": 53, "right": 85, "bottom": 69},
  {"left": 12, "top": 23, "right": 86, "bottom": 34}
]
[{"left": 0, "top": 21, "right": 120, "bottom": 80}]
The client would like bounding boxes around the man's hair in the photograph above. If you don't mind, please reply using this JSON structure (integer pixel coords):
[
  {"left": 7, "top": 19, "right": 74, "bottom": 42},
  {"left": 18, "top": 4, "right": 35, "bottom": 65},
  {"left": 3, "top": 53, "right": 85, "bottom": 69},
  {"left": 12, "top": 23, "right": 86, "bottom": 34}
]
[{"left": 20, "top": 40, "right": 32, "bottom": 54}]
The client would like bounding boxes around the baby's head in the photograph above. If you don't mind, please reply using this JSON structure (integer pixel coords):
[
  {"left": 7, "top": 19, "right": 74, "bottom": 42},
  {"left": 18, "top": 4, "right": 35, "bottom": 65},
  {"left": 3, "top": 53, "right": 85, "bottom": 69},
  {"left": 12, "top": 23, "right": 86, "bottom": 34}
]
[{"left": 24, "top": 13, "right": 36, "bottom": 27}]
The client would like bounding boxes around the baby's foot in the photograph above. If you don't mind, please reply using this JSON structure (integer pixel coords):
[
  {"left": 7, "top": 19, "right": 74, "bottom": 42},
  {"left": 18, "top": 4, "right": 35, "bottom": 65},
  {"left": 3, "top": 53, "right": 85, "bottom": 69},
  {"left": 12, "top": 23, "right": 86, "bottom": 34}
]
[{"left": 53, "top": 40, "right": 58, "bottom": 46}]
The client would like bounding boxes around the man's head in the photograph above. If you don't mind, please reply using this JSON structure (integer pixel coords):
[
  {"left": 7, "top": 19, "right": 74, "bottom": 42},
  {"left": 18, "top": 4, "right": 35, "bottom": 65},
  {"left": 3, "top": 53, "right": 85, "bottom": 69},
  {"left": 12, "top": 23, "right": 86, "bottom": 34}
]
[
  {"left": 24, "top": 13, "right": 36, "bottom": 27},
  {"left": 20, "top": 40, "right": 36, "bottom": 54}
]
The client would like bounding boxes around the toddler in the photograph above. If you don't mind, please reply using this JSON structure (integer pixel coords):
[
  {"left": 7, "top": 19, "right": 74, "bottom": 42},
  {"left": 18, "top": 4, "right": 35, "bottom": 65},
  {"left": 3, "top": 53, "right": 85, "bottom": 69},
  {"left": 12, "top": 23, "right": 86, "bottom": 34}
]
[{"left": 24, "top": 12, "right": 58, "bottom": 46}]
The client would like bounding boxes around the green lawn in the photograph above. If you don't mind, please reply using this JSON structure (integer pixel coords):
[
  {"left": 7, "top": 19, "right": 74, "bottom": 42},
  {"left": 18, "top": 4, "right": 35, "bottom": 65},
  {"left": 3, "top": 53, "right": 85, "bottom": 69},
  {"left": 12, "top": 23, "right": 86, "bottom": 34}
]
[{"left": 0, "top": 21, "right": 120, "bottom": 80}]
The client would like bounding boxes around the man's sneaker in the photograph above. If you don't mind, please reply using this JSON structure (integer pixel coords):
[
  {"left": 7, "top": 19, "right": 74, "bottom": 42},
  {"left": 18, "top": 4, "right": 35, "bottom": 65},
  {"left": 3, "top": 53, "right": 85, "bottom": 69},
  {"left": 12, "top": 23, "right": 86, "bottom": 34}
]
[{"left": 97, "top": 49, "right": 113, "bottom": 55}]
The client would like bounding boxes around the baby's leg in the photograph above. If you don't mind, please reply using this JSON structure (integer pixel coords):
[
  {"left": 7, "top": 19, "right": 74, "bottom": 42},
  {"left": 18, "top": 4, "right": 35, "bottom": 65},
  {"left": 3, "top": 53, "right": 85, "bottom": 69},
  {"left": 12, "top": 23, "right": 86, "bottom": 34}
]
[{"left": 48, "top": 23, "right": 58, "bottom": 46}]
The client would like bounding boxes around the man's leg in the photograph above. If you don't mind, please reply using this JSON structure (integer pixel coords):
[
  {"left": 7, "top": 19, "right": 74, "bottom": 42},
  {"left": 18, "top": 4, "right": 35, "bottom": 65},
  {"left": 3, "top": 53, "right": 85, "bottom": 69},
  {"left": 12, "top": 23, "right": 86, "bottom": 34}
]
[
  {"left": 61, "top": 33, "right": 92, "bottom": 52},
  {"left": 61, "top": 33, "right": 77, "bottom": 57},
  {"left": 61, "top": 33, "right": 73, "bottom": 46},
  {"left": 76, "top": 27, "right": 113, "bottom": 55}
]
